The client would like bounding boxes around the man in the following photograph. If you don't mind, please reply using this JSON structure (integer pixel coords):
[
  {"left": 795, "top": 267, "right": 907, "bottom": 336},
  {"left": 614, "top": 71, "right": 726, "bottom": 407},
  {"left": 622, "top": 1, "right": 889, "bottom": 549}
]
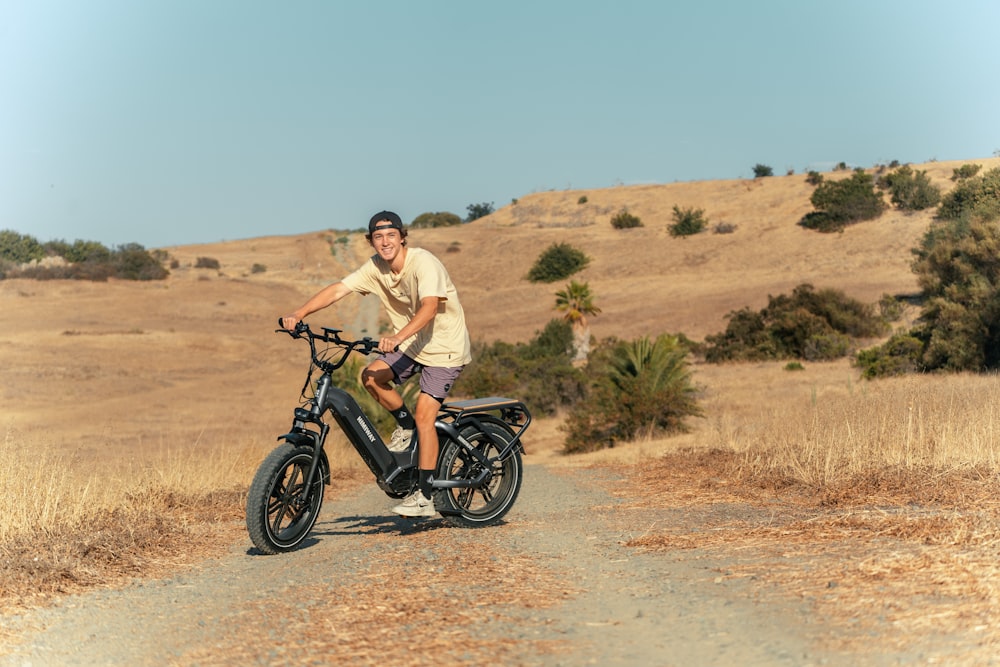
[{"left": 280, "top": 211, "right": 472, "bottom": 518}]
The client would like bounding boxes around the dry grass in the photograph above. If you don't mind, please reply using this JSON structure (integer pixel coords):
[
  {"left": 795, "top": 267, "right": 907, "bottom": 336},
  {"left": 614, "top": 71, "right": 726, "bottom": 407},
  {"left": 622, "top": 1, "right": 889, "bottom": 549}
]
[{"left": 603, "top": 367, "right": 1000, "bottom": 657}]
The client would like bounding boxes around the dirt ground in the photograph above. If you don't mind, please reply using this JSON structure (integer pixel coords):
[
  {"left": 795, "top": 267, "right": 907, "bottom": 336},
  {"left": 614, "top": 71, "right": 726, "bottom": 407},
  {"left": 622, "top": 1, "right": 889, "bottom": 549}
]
[{"left": 5, "top": 459, "right": 992, "bottom": 667}]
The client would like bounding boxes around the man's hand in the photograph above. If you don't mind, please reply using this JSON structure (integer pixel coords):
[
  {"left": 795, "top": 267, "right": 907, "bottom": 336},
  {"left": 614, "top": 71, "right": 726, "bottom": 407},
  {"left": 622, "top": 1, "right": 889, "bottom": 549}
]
[
  {"left": 280, "top": 315, "right": 300, "bottom": 330},
  {"left": 379, "top": 334, "right": 402, "bottom": 353}
]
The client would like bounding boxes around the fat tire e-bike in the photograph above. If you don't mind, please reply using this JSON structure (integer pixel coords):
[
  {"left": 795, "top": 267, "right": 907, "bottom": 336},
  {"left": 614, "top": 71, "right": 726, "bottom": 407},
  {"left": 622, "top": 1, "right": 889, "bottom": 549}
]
[{"left": 245, "top": 321, "right": 531, "bottom": 555}]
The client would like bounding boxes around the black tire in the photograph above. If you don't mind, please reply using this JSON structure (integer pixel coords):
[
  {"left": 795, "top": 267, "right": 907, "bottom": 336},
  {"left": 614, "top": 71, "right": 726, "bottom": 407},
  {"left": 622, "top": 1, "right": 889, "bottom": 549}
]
[
  {"left": 246, "top": 444, "right": 325, "bottom": 554},
  {"left": 437, "top": 420, "right": 523, "bottom": 528}
]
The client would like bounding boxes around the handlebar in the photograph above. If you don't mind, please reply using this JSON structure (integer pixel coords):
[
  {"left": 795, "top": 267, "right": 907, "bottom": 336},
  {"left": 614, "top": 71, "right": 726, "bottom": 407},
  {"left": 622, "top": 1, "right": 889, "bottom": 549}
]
[{"left": 276, "top": 320, "right": 381, "bottom": 373}]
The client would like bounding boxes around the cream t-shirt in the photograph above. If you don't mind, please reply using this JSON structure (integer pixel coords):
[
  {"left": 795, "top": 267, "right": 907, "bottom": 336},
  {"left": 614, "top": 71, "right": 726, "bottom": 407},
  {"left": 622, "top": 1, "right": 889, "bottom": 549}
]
[{"left": 341, "top": 247, "right": 472, "bottom": 367}]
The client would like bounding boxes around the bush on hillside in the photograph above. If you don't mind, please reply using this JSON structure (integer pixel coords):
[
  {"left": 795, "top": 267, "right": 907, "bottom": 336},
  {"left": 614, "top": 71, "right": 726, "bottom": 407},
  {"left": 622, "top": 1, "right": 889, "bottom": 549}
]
[
  {"left": 951, "top": 164, "right": 982, "bottom": 181},
  {"left": 937, "top": 167, "right": 1000, "bottom": 222},
  {"left": 1, "top": 231, "right": 168, "bottom": 282},
  {"left": 878, "top": 165, "right": 941, "bottom": 211},
  {"left": 799, "top": 169, "right": 887, "bottom": 232},
  {"left": 465, "top": 202, "right": 495, "bottom": 222},
  {"left": 411, "top": 211, "right": 463, "bottom": 228},
  {"left": 526, "top": 242, "right": 590, "bottom": 283},
  {"left": 455, "top": 319, "right": 585, "bottom": 416},
  {"left": 752, "top": 164, "right": 773, "bottom": 178},
  {"left": 805, "top": 171, "right": 824, "bottom": 186},
  {"left": 668, "top": 205, "right": 708, "bottom": 237},
  {"left": 703, "top": 283, "right": 889, "bottom": 362},
  {"left": 195, "top": 257, "right": 221, "bottom": 270},
  {"left": 610, "top": 208, "right": 642, "bottom": 229},
  {"left": 0, "top": 230, "right": 45, "bottom": 264}
]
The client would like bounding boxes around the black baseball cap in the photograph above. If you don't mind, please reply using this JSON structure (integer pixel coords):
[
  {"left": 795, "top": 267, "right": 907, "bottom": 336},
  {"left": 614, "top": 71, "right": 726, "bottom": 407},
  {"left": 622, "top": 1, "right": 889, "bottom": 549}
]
[{"left": 368, "top": 211, "right": 404, "bottom": 234}]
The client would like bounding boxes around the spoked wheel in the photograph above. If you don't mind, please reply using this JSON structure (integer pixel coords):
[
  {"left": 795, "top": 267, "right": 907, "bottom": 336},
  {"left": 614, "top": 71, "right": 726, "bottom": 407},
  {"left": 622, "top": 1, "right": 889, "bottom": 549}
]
[
  {"left": 246, "top": 444, "right": 325, "bottom": 554},
  {"left": 437, "top": 420, "right": 523, "bottom": 528}
]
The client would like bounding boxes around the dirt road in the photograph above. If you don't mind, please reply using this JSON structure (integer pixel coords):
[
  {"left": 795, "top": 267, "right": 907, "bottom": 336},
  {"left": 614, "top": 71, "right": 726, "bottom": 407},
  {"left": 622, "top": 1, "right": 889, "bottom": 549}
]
[{"left": 1, "top": 464, "right": 918, "bottom": 666}]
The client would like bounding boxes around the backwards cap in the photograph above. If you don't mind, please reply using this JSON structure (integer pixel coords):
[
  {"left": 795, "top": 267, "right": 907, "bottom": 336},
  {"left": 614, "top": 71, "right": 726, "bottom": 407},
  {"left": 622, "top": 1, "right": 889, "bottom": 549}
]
[{"left": 368, "top": 211, "right": 403, "bottom": 235}]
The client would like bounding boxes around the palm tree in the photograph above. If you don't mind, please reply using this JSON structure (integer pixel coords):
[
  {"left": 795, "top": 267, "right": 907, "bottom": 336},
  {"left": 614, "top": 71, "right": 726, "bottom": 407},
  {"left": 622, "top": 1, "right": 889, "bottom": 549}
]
[{"left": 554, "top": 280, "right": 601, "bottom": 363}]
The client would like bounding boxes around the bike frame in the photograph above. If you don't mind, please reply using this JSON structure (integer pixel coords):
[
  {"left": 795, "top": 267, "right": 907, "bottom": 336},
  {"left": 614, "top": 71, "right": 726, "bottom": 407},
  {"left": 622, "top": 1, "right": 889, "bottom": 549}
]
[{"left": 278, "top": 324, "right": 531, "bottom": 500}]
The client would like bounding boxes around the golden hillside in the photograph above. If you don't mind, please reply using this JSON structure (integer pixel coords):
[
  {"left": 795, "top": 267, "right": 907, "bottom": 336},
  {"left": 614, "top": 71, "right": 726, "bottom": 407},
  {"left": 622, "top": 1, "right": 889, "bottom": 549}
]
[{"left": 167, "top": 157, "right": 1000, "bottom": 343}]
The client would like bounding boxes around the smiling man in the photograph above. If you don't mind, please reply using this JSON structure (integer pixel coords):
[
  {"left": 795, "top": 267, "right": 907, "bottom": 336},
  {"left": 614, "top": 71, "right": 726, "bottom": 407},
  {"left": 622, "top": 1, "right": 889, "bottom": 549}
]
[{"left": 280, "top": 211, "right": 472, "bottom": 518}]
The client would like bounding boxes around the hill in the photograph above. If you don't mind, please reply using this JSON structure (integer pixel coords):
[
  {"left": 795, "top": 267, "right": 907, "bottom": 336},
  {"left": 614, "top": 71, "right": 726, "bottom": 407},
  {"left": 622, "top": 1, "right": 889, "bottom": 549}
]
[{"left": 164, "top": 157, "right": 1000, "bottom": 344}]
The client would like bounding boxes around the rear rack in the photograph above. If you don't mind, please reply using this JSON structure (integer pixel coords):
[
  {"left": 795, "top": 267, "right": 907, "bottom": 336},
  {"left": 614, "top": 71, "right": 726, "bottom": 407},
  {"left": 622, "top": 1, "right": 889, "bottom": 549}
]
[{"left": 438, "top": 396, "right": 532, "bottom": 447}]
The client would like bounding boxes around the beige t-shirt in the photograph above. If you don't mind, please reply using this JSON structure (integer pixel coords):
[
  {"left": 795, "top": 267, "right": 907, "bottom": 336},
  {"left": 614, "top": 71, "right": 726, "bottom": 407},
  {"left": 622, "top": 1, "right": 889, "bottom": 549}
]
[{"left": 341, "top": 247, "right": 472, "bottom": 367}]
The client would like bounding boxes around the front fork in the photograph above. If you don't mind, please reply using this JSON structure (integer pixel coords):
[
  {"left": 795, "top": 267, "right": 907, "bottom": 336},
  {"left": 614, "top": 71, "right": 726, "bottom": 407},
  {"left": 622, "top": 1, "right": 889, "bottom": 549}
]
[{"left": 277, "top": 406, "right": 331, "bottom": 501}]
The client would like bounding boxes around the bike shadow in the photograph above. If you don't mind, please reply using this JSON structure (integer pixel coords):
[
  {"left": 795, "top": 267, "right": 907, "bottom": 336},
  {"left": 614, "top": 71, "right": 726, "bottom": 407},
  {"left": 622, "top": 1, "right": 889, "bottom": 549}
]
[{"left": 316, "top": 513, "right": 449, "bottom": 537}]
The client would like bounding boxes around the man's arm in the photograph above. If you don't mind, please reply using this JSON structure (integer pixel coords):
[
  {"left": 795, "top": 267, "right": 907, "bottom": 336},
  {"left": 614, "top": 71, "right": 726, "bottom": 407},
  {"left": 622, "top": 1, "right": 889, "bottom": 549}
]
[
  {"left": 280, "top": 281, "right": 354, "bottom": 329},
  {"left": 379, "top": 296, "right": 440, "bottom": 352}
]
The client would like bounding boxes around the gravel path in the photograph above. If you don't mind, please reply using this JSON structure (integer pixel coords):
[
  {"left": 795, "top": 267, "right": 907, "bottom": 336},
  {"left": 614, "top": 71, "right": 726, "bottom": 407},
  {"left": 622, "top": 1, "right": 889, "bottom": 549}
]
[{"left": 2, "top": 463, "right": 860, "bottom": 666}]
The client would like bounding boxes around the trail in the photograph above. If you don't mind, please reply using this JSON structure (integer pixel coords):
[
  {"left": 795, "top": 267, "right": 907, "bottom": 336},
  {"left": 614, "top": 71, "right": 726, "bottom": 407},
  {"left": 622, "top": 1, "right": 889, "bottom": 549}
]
[{"left": 2, "top": 464, "right": 863, "bottom": 666}]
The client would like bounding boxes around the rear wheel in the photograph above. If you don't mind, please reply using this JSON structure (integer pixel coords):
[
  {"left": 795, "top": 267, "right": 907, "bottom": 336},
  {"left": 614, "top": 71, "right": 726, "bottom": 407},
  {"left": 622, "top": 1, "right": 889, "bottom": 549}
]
[
  {"left": 436, "top": 420, "right": 523, "bottom": 527},
  {"left": 245, "top": 444, "right": 325, "bottom": 554}
]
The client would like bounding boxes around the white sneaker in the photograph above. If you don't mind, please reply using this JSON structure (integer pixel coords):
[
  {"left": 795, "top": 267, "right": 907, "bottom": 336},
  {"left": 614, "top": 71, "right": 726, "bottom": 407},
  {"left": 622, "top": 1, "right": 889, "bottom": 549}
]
[
  {"left": 386, "top": 426, "right": 414, "bottom": 452},
  {"left": 392, "top": 490, "right": 436, "bottom": 518}
]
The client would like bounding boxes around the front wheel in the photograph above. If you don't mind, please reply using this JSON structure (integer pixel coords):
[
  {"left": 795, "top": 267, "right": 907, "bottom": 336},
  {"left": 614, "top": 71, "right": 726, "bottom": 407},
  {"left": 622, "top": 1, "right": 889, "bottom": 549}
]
[
  {"left": 436, "top": 420, "right": 523, "bottom": 528},
  {"left": 246, "top": 444, "right": 325, "bottom": 554}
]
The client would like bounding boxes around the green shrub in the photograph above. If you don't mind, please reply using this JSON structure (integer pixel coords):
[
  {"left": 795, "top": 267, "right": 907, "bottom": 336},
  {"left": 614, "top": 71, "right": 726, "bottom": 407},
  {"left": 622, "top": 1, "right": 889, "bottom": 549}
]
[
  {"left": 800, "top": 169, "right": 887, "bottom": 232},
  {"left": 610, "top": 208, "right": 642, "bottom": 229},
  {"left": 951, "top": 164, "right": 982, "bottom": 181},
  {"left": 668, "top": 205, "right": 707, "bottom": 237},
  {"left": 937, "top": 167, "right": 1000, "bottom": 222},
  {"left": 465, "top": 202, "right": 494, "bottom": 222},
  {"left": 526, "top": 242, "right": 590, "bottom": 283},
  {"left": 577, "top": 195, "right": 588, "bottom": 205},
  {"left": 752, "top": 164, "right": 773, "bottom": 178},
  {"left": 0, "top": 230, "right": 45, "bottom": 264},
  {"left": 411, "top": 211, "right": 462, "bottom": 228},
  {"left": 784, "top": 361, "right": 805, "bottom": 371},
  {"left": 703, "top": 283, "right": 888, "bottom": 362},
  {"left": 195, "top": 257, "right": 221, "bottom": 270},
  {"left": 805, "top": 171, "right": 824, "bottom": 186},
  {"left": 113, "top": 243, "right": 169, "bottom": 280},
  {"left": 456, "top": 319, "right": 585, "bottom": 417},
  {"left": 855, "top": 333, "right": 925, "bottom": 379},
  {"left": 251, "top": 263, "right": 267, "bottom": 274},
  {"left": 562, "top": 335, "right": 702, "bottom": 453},
  {"left": 878, "top": 165, "right": 941, "bottom": 211}
]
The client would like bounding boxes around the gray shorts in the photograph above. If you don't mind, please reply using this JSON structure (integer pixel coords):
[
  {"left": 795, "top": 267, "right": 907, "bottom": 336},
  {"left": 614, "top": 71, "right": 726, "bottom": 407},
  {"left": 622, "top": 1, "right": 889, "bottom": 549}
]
[{"left": 381, "top": 351, "right": 465, "bottom": 401}]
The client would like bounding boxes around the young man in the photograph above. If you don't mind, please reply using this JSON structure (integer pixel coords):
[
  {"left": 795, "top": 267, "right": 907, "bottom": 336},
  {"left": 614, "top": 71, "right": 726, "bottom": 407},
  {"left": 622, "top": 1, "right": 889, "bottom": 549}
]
[{"left": 280, "top": 211, "right": 472, "bottom": 518}]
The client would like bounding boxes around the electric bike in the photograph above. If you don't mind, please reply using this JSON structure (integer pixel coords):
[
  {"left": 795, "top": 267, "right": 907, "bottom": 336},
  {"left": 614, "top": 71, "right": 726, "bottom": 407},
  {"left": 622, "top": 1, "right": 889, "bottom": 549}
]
[{"left": 245, "top": 321, "right": 531, "bottom": 555}]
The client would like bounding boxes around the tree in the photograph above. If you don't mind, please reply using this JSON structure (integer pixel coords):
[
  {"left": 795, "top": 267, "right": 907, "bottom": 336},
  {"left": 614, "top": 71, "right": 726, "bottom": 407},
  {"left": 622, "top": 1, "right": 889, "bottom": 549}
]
[
  {"left": 465, "top": 202, "right": 495, "bottom": 222},
  {"left": 878, "top": 165, "right": 941, "bottom": 211},
  {"left": 554, "top": 280, "right": 601, "bottom": 363},
  {"left": 752, "top": 164, "right": 773, "bottom": 178}
]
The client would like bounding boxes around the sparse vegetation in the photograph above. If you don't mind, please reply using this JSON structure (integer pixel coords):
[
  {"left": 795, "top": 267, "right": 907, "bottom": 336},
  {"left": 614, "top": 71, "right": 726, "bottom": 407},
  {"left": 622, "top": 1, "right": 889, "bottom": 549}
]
[
  {"left": 195, "top": 256, "right": 221, "bottom": 270},
  {"left": 609, "top": 208, "right": 642, "bottom": 229},
  {"left": 0, "top": 231, "right": 168, "bottom": 281},
  {"left": 668, "top": 205, "right": 708, "bottom": 237},
  {"left": 577, "top": 195, "right": 588, "bottom": 205},
  {"left": 465, "top": 202, "right": 495, "bottom": 222},
  {"left": 457, "top": 319, "right": 585, "bottom": 416},
  {"left": 411, "top": 211, "right": 463, "bottom": 228},
  {"left": 752, "top": 164, "right": 773, "bottom": 178},
  {"left": 878, "top": 165, "right": 941, "bottom": 211},
  {"left": 805, "top": 170, "right": 824, "bottom": 186},
  {"left": 713, "top": 221, "right": 737, "bottom": 234},
  {"left": 799, "top": 169, "right": 887, "bottom": 232},
  {"left": 526, "top": 242, "right": 590, "bottom": 283},
  {"left": 951, "top": 163, "right": 982, "bottom": 181},
  {"left": 251, "top": 263, "right": 267, "bottom": 274},
  {"left": 704, "top": 283, "right": 889, "bottom": 362}
]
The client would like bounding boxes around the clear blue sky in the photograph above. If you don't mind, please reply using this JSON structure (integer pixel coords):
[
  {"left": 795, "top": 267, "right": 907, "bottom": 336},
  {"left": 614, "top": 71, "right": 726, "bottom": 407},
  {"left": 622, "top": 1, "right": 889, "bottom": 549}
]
[{"left": 2, "top": 1, "right": 998, "bottom": 249}]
